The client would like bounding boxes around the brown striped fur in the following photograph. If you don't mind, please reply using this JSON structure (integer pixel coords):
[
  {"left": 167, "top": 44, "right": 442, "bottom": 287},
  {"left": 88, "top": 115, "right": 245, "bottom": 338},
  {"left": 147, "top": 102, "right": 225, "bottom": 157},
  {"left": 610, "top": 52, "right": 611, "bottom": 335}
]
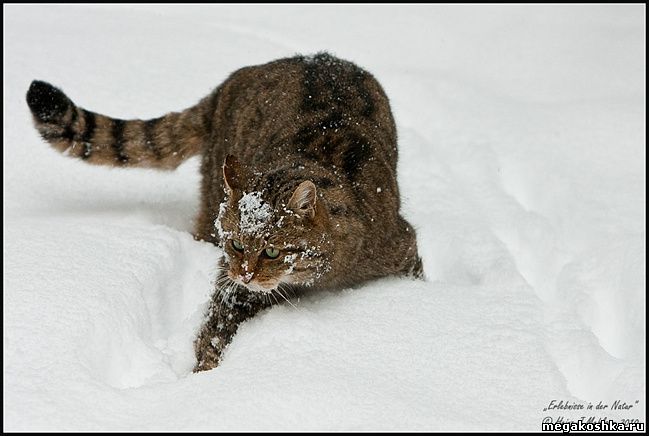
[
  {"left": 27, "top": 53, "right": 423, "bottom": 371},
  {"left": 26, "top": 80, "right": 212, "bottom": 169}
]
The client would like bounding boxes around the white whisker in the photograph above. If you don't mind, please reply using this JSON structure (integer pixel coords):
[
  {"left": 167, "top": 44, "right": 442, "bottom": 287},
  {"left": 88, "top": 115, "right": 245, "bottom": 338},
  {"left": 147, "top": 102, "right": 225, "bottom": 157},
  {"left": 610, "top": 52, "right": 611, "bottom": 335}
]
[
  {"left": 215, "top": 278, "right": 237, "bottom": 316},
  {"left": 275, "top": 286, "right": 297, "bottom": 309},
  {"left": 269, "top": 290, "right": 280, "bottom": 306}
]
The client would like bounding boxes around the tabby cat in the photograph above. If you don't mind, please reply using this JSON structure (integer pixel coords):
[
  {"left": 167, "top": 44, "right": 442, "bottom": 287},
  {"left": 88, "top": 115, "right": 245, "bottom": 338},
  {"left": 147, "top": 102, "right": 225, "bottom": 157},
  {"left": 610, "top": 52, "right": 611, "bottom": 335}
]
[{"left": 26, "top": 52, "right": 423, "bottom": 371}]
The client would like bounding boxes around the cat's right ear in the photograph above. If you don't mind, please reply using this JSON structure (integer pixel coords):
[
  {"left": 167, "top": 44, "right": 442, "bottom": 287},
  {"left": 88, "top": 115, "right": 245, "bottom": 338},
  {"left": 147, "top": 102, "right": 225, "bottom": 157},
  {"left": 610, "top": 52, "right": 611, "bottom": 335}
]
[
  {"left": 223, "top": 155, "right": 246, "bottom": 194},
  {"left": 287, "top": 180, "right": 317, "bottom": 219}
]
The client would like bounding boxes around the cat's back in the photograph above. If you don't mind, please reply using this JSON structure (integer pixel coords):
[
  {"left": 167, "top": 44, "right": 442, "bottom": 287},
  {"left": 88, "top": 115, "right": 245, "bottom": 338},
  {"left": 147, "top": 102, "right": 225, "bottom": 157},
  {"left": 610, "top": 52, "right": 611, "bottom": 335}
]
[
  {"left": 214, "top": 53, "right": 397, "bottom": 163},
  {"left": 222, "top": 52, "right": 385, "bottom": 107}
]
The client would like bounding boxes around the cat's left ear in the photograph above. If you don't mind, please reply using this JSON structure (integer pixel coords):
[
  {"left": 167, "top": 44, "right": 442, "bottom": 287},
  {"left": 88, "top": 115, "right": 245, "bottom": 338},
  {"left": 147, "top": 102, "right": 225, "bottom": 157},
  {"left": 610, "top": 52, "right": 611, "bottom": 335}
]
[
  {"left": 287, "top": 181, "right": 317, "bottom": 219},
  {"left": 222, "top": 154, "right": 248, "bottom": 194}
]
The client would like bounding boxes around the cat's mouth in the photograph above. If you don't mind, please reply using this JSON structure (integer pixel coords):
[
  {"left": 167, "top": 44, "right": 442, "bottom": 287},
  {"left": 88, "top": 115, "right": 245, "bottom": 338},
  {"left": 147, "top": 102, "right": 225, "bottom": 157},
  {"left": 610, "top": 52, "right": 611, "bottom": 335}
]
[
  {"left": 227, "top": 271, "right": 278, "bottom": 294},
  {"left": 239, "top": 281, "right": 276, "bottom": 294}
]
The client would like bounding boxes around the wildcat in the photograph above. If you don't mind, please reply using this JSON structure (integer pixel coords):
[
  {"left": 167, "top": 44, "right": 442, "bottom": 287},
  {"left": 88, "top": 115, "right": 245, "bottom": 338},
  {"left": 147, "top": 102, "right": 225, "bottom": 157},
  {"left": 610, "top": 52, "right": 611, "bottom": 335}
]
[{"left": 26, "top": 52, "right": 423, "bottom": 371}]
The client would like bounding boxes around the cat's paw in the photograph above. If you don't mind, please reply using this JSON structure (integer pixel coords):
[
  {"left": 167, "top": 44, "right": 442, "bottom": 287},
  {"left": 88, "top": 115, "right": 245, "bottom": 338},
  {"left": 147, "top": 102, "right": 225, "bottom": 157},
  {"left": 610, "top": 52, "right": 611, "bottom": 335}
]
[
  {"left": 26, "top": 80, "right": 72, "bottom": 123},
  {"left": 193, "top": 341, "right": 222, "bottom": 373}
]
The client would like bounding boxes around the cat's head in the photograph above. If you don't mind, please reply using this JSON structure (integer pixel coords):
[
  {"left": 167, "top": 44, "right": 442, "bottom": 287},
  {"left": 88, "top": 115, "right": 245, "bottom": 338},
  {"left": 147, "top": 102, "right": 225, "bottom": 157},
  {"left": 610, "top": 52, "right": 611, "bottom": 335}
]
[{"left": 215, "top": 155, "right": 332, "bottom": 293}]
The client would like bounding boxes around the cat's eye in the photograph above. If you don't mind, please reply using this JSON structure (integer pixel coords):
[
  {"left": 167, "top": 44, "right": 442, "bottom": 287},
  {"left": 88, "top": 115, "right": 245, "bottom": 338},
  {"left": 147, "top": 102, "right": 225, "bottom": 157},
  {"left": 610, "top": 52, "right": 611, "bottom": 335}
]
[
  {"left": 231, "top": 239, "right": 244, "bottom": 252},
  {"left": 264, "top": 247, "right": 280, "bottom": 259}
]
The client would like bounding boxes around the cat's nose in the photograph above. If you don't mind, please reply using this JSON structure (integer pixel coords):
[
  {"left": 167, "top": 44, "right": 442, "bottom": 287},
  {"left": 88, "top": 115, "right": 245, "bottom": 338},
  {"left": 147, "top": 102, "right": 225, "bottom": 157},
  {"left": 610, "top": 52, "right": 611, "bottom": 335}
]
[{"left": 239, "top": 272, "right": 254, "bottom": 284}]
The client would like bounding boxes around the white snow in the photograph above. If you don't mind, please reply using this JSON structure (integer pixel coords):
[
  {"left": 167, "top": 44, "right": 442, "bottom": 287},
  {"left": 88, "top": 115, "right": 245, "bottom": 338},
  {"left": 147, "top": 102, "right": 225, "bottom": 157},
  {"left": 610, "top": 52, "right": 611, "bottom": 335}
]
[
  {"left": 4, "top": 4, "right": 645, "bottom": 431},
  {"left": 237, "top": 191, "right": 272, "bottom": 236},
  {"left": 283, "top": 253, "right": 298, "bottom": 274},
  {"left": 214, "top": 199, "right": 231, "bottom": 242}
]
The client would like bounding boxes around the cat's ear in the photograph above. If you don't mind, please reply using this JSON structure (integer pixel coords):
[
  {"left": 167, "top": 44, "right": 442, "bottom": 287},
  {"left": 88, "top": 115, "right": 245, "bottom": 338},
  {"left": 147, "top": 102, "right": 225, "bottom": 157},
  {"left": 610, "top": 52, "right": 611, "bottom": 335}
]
[
  {"left": 222, "top": 154, "right": 247, "bottom": 194},
  {"left": 287, "top": 180, "right": 317, "bottom": 219}
]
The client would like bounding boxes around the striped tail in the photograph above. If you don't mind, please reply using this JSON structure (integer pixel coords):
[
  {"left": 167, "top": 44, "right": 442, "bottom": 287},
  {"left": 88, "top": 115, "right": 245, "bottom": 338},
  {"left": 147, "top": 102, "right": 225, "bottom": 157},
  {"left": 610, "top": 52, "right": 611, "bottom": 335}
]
[{"left": 26, "top": 80, "right": 216, "bottom": 169}]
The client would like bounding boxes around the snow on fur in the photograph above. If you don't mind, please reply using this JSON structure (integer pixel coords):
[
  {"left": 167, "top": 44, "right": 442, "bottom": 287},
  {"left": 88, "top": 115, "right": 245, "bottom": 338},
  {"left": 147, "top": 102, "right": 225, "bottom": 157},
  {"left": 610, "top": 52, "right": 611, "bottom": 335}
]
[{"left": 237, "top": 191, "right": 272, "bottom": 236}]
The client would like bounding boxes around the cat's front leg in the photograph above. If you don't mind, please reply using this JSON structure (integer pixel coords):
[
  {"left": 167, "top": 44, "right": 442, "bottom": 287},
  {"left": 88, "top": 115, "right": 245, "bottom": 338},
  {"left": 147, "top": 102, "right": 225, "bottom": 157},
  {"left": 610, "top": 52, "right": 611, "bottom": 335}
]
[{"left": 193, "top": 279, "right": 270, "bottom": 372}]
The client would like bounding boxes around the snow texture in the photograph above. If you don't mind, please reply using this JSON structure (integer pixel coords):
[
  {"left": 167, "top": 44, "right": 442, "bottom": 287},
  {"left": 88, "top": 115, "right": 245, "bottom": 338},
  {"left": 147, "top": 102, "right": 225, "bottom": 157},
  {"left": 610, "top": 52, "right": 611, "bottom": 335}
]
[
  {"left": 237, "top": 191, "right": 273, "bottom": 236},
  {"left": 3, "top": 4, "right": 646, "bottom": 431}
]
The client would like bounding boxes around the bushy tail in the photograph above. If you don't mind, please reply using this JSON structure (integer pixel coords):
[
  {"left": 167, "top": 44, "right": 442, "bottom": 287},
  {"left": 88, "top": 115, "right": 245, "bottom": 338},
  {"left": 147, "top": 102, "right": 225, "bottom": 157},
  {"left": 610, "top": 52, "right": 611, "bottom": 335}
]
[{"left": 26, "top": 80, "right": 216, "bottom": 169}]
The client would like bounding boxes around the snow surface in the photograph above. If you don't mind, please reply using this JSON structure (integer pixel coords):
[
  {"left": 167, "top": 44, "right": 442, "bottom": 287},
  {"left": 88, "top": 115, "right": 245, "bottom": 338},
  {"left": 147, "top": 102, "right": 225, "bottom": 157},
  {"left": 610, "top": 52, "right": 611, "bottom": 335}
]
[{"left": 3, "top": 4, "right": 645, "bottom": 431}]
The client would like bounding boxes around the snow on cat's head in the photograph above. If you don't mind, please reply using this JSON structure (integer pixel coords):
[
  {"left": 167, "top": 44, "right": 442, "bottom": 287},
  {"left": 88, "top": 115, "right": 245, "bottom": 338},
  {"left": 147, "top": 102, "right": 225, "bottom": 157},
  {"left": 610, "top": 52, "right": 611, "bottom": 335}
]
[{"left": 214, "top": 155, "right": 331, "bottom": 293}]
